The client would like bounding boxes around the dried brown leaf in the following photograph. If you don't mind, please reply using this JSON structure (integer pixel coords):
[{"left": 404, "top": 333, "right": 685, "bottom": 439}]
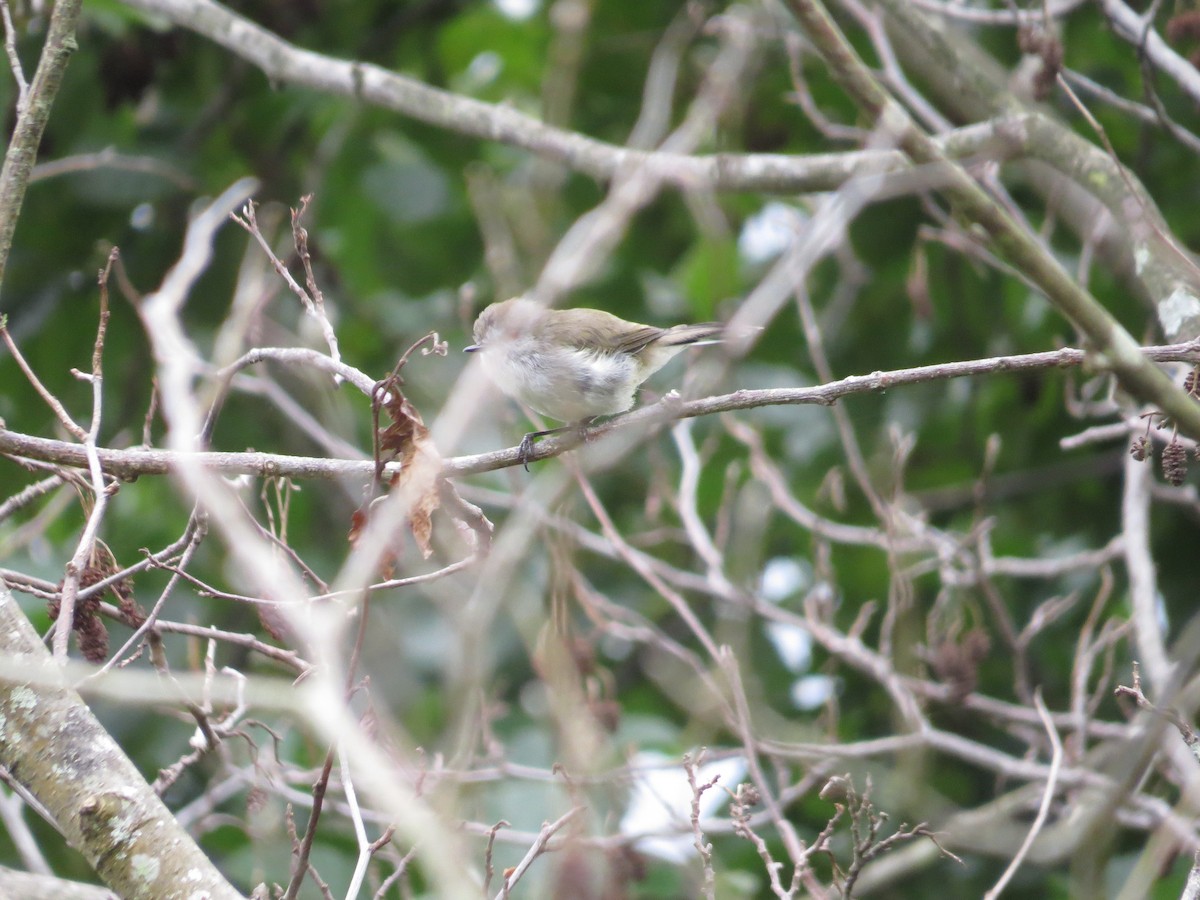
[{"left": 350, "top": 377, "right": 443, "bottom": 572}]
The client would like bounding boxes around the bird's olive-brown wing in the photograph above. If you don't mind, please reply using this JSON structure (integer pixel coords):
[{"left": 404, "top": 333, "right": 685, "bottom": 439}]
[{"left": 538, "top": 308, "right": 665, "bottom": 355}]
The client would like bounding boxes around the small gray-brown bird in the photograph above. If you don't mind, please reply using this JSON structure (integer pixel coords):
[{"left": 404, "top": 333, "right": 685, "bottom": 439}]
[{"left": 465, "top": 296, "right": 725, "bottom": 463}]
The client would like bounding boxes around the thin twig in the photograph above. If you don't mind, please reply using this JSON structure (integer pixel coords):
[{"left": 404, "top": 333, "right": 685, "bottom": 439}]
[
  {"left": 493, "top": 806, "right": 584, "bottom": 900},
  {"left": 983, "top": 688, "right": 1063, "bottom": 898},
  {"left": 0, "top": 0, "right": 28, "bottom": 112}
]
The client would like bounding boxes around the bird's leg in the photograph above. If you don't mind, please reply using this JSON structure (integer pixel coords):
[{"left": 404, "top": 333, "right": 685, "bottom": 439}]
[
  {"left": 517, "top": 425, "right": 569, "bottom": 470},
  {"left": 516, "top": 418, "right": 599, "bottom": 470}
]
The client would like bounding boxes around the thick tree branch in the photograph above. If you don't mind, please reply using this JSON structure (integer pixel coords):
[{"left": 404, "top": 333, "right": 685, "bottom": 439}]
[
  {"left": 866, "top": 0, "right": 1200, "bottom": 330},
  {"left": 0, "top": 582, "right": 244, "bottom": 900},
  {"left": 115, "top": 0, "right": 1200, "bottom": 343},
  {"left": 0, "top": 865, "right": 117, "bottom": 900},
  {"left": 110, "top": 0, "right": 1032, "bottom": 199},
  {"left": 0, "top": 0, "right": 83, "bottom": 290},
  {"left": 785, "top": 0, "right": 1200, "bottom": 443}
]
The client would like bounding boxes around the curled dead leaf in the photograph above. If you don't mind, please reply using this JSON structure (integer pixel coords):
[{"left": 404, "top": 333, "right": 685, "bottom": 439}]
[{"left": 350, "top": 346, "right": 445, "bottom": 575}]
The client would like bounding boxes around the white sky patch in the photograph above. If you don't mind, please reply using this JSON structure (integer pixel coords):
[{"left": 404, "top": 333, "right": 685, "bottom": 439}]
[
  {"left": 619, "top": 751, "right": 747, "bottom": 863},
  {"left": 600, "top": 632, "right": 633, "bottom": 661},
  {"left": 765, "top": 621, "right": 813, "bottom": 673},
  {"left": 466, "top": 51, "right": 503, "bottom": 87},
  {"left": 130, "top": 202, "right": 155, "bottom": 231},
  {"left": 790, "top": 674, "right": 837, "bottom": 711},
  {"left": 760, "top": 556, "right": 808, "bottom": 602},
  {"left": 1159, "top": 287, "right": 1200, "bottom": 336},
  {"left": 493, "top": 0, "right": 540, "bottom": 21},
  {"left": 738, "top": 201, "right": 805, "bottom": 264}
]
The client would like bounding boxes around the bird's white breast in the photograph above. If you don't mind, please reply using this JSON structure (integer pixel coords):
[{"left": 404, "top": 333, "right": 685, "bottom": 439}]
[{"left": 481, "top": 340, "right": 641, "bottom": 422}]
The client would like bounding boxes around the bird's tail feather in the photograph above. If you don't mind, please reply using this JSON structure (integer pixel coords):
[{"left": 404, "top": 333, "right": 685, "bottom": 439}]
[{"left": 658, "top": 323, "right": 725, "bottom": 346}]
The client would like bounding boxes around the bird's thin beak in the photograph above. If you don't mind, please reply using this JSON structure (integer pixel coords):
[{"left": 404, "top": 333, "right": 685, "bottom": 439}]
[{"left": 464, "top": 344, "right": 480, "bottom": 353}]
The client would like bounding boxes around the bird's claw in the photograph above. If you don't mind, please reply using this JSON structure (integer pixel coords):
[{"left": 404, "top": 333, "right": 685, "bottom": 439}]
[
  {"left": 517, "top": 419, "right": 596, "bottom": 470},
  {"left": 517, "top": 433, "right": 537, "bottom": 471},
  {"left": 579, "top": 416, "right": 599, "bottom": 444}
]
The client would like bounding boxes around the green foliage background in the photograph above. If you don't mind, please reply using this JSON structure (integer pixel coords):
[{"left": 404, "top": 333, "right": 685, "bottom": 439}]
[{"left": 1, "top": 0, "right": 1197, "bottom": 896}]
